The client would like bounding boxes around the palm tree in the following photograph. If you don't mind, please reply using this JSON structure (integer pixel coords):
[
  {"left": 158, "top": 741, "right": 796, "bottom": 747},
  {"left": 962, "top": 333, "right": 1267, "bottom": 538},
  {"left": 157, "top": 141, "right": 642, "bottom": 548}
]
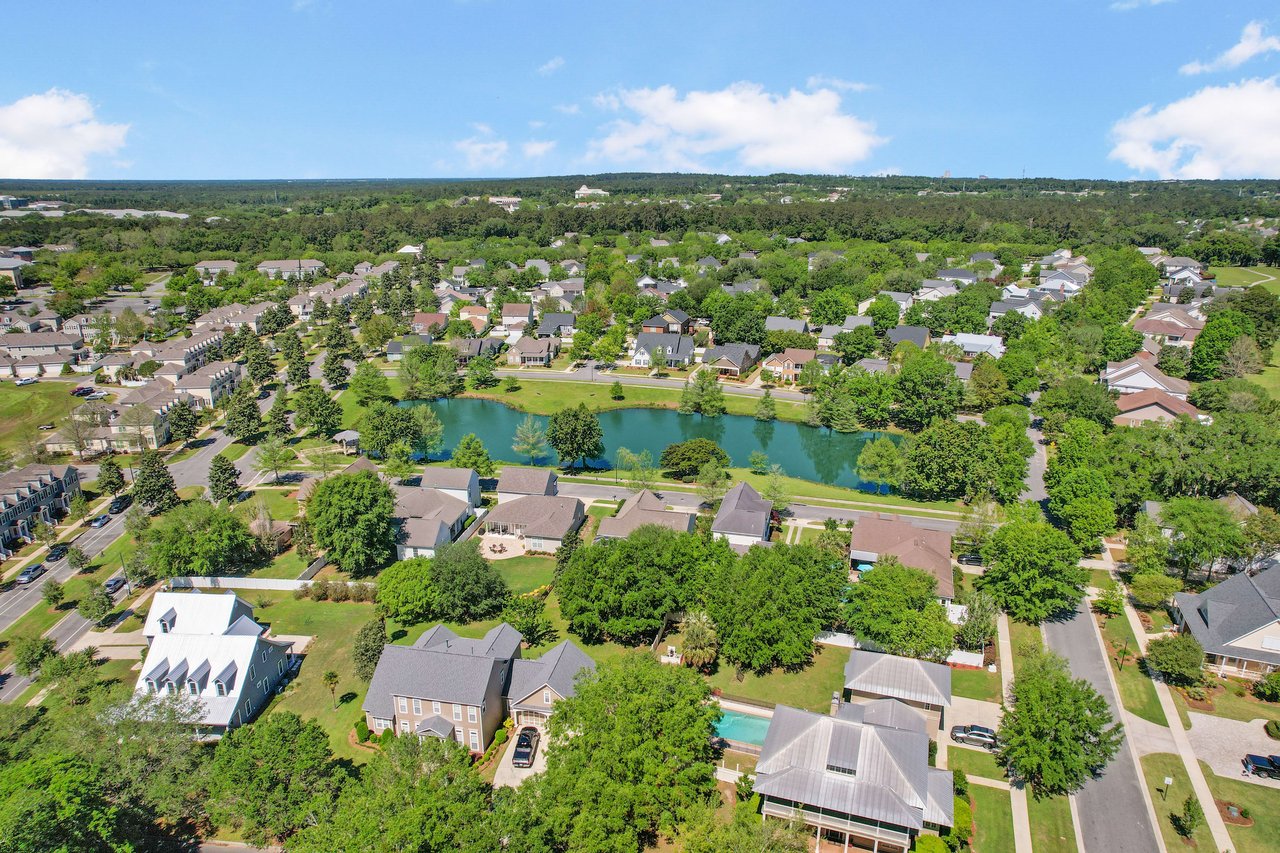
[
  {"left": 680, "top": 611, "right": 718, "bottom": 671},
  {"left": 322, "top": 670, "right": 340, "bottom": 708}
]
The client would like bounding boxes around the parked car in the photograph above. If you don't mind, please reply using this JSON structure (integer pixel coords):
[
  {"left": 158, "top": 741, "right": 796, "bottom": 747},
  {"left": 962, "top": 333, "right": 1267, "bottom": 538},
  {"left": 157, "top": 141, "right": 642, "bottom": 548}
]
[
  {"left": 71, "top": 386, "right": 94, "bottom": 397},
  {"left": 1243, "top": 754, "right": 1280, "bottom": 779},
  {"left": 46, "top": 544, "right": 69, "bottom": 562},
  {"left": 950, "top": 724, "right": 998, "bottom": 749},
  {"left": 84, "top": 391, "right": 108, "bottom": 401},
  {"left": 15, "top": 377, "right": 37, "bottom": 386},
  {"left": 108, "top": 494, "right": 132, "bottom": 514},
  {"left": 103, "top": 577, "right": 126, "bottom": 595},
  {"left": 511, "top": 726, "right": 541, "bottom": 768},
  {"left": 15, "top": 563, "right": 46, "bottom": 585},
  {"left": 37, "top": 423, "right": 55, "bottom": 430},
  {"left": 88, "top": 514, "right": 111, "bottom": 528},
  {"left": 958, "top": 553, "right": 983, "bottom": 567}
]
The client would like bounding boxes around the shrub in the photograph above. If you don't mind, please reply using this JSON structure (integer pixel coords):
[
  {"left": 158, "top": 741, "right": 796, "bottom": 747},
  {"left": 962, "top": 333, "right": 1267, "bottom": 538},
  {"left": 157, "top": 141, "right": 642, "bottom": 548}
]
[
  {"left": 1129, "top": 574, "right": 1181, "bottom": 609},
  {"left": 352, "top": 582, "right": 375, "bottom": 602},
  {"left": 914, "top": 837, "right": 949, "bottom": 853},
  {"left": 1092, "top": 581, "right": 1124, "bottom": 617},
  {"left": 1253, "top": 671, "right": 1280, "bottom": 703},
  {"left": 379, "top": 728, "right": 395, "bottom": 746},
  {"left": 1265, "top": 720, "right": 1280, "bottom": 740},
  {"left": 292, "top": 584, "right": 309, "bottom": 600},
  {"left": 945, "top": 796, "right": 973, "bottom": 851},
  {"left": 952, "top": 769, "right": 969, "bottom": 797},
  {"left": 1144, "top": 633, "right": 1204, "bottom": 686},
  {"left": 355, "top": 719, "right": 370, "bottom": 743},
  {"left": 1173, "top": 795, "right": 1203, "bottom": 837},
  {"left": 735, "top": 772, "right": 755, "bottom": 803},
  {"left": 329, "top": 582, "right": 350, "bottom": 602},
  {"left": 492, "top": 727, "right": 508, "bottom": 745},
  {"left": 309, "top": 580, "right": 330, "bottom": 601}
]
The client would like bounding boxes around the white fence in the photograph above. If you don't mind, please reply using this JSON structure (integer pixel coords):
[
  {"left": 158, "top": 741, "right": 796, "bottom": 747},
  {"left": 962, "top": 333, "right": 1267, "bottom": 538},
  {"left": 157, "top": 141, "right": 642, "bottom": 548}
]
[
  {"left": 169, "top": 576, "right": 311, "bottom": 591},
  {"left": 815, "top": 631, "right": 988, "bottom": 669}
]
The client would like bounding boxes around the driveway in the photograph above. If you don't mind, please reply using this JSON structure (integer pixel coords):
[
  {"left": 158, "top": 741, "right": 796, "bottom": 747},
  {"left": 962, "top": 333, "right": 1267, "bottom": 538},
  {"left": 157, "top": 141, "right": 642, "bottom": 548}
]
[
  {"left": 951, "top": 696, "right": 1003, "bottom": 731},
  {"left": 492, "top": 727, "right": 548, "bottom": 788},
  {"left": 1187, "top": 711, "right": 1280, "bottom": 789}
]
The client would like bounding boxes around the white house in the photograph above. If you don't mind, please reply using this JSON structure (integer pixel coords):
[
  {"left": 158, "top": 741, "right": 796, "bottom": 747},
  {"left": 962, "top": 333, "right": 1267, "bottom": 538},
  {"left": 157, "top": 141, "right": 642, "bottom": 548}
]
[
  {"left": 420, "top": 467, "right": 482, "bottom": 508},
  {"left": 1101, "top": 357, "right": 1189, "bottom": 400}
]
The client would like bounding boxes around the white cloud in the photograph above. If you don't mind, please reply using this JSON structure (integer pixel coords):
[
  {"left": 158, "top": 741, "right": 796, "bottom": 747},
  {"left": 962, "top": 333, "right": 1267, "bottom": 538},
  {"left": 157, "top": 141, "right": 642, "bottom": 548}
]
[
  {"left": 521, "top": 140, "right": 556, "bottom": 158},
  {"left": 806, "top": 74, "right": 873, "bottom": 93},
  {"left": 454, "top": 135, "right": 508, "bottom": 171},
  {"left": 587, "top": 82, "right": 885, "bottom": 173},
  {"left": 1109, "top": 77, "right": 1280, "bottom": 178},
  {"left": 1181, "top": 21, "right": 1280, "bottom": 74},
  {"left": 0, "top": 89, "right": 128, "bottom": 179},
  {"left": 528, "top": 119, "right": 546, "bottom": 129},
  {"left": 553, "top": 103, "right": 581, "bottom": 115},
  {"left": 537, "top": 56, "right": 565, "bottom": 76},
  {"left": 1110, "top": 0, "right": 1173, "bottom": 10}
]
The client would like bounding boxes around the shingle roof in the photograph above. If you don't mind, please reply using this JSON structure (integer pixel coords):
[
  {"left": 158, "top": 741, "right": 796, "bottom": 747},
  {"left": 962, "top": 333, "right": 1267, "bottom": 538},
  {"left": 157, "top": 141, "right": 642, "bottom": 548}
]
[
  {"left": 484, "top": 495, "right": 583, "bottom": 538},
  {"left": 712, "top": 482, "right": 772, "bottom": 539},
  {"left": 595, "top": 490, "right": 695, "bottom": 539},
  {"left": 1174, "top": 565, "right": 1280, "bottom": 667},
  {"left": 508, "top": 641, "right": 596, "bottom": 705},
  {"left": 496, "top": 468, "right": 557, "bottom": 496},
  {"left": 363, "top": 644, "right": 503, "bottom": 717},
  {"left": 701, "top": 342, "right": 761, "bottom": 370},
  {"left": 765, "top": 316, "right": 808, "bottom": 333},
  {"left": 844, "top": 650, "right": 952, "bottom": 707},
  {"left": 420, "top": 468, "right": 478, "bottom": 490},
  {"left": 848, "top": 518, "right": 954, "bottom": 599}
]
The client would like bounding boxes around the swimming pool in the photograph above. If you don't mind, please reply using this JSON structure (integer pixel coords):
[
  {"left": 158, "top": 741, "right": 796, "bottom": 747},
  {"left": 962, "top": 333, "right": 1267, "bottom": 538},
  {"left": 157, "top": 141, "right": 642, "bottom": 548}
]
[{"left": 716, "top": 708, "right": 772, "bottom": 746}]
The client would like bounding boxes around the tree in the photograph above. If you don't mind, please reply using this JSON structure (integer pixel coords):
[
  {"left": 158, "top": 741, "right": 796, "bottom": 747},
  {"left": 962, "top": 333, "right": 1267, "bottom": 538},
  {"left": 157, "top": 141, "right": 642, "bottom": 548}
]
[
  {"left": 845, "top": 559, "right": 956, "bottom": 661},
  {"left": 1129, "top": 573, "right": 1181, "bottom": 610},
  {"left": 375, "top": 558, "right": 437, "bottom": 624},
  {"left": 708, "top": 544, "right": 846, "bottom": 673},
  {"left": 120, "top": 403, "right": 159, "bottom": 451},
  {"left": 968, "top": 357, "right": 1011, "bottom": 410},
  {"left": 1175, "top": 795, "right": 1205, "bottom": 838},
  {"left": 659, "top": 438, "right": 729, "bottom": 480},
  {"left": 307, "top": 470, "right": 396, "bottom": 576},
  {"left": 265, "top": 392, "right": 293, "bottom": 440},
  {"left": 167, "top": 401, "right": 198, "bottom": 446},
  {"left": 31, "top": 520, "right": 55, "bottom": 548},
  {"left": 132, "top": 449, "right": 179, "bottom": 511},
  {"left": 76, "top": 584, "right": 113, "bottom": 624},
  {"left": 761, "top": 465, "right": 789, "bottom": 511},
  {"left": 209, "top": 453, "right": 241, "bottom": 503},
  {"left": 1253, "top": 671, "right": 1280, "bottom": 702},
  {"left": 1161, "top": 497, "right": 1246, "bottom": 580},
  {"left": 856, "top": 435, "right": 904, "bottom": 494},
  {"left": 451, "top": 433, "right": 494, "bottom": 477},
  {"left": 1125, "top": 512, "right": 1169, "bottom": 575},
  {"left": 815, "top": 517, "right": 852, "bottom": 557},
  {"left": 1242, "top": 507, "right": 1280, "bottom": 571},
  {"left": 979, "top": 512, "right": 1087, "bottom": 623},
  {"left": 1033, "top": 377, "right": 1119, "bottom": 431},
  {"left": 676, "top": 800, "right": 809, "bottom": 852},
  {"left": 956, "top": 498, "right": 1001, "bottom": 556},
  {"left": 525, "top": 655, "right": 720, "bottom": 852},
  {"left": 512, "top": 413, "right": 548, "bottom": 464},
  {"left": 254, "top": 436, "right": 294, "bottom": 484},
  {"left": 68, "top": 492, "right": 89, "bottom": 523},
  {"left": 679, "top": 369, "right": 726, "bottom": 417},
  {"left": 246, "top": 345, "right": 276, "bottom": 387},
  {"left": 96, "top": 456, "right": 124, "bottom": 497},
  {"left": 0, "top": 754, "right": 134, "bottom": 853},
  {"left": 894, "top": 349, "right": 963, "bottom": 431},
  {"left": 206, "top": 712, "right": 346, "bottom": 845},
  {"left": 12, "top": 635, "right": 56, "bottom": 676},
  {"left": 224, "top": 385, "right": 263, "bottom": 440},
  {"left": 58, "top": 411, "right": 98, "bottom": 460},
  {"left": 997, "top": 651, "right": 1123, "bottom": 796},
  {"left": 40, "top": 579, "right": 64, "bottom": 609},
  {"left": 754, "top": 388, "right": 777, "bottom": 421},
  {"left": 502, "top": 593, "right": 557, "bottom": 646},
  {"left": 430, "top": 541, "right": 509, "bottom": 622},
  {"left": 349, "top": 361, "right": 392, "bottom": 406},
  {"left": 1157, "top": 344, "right": 1192, "bottom": 379},
  {"left": 143, "top": 499, "right": 257, "bottom": 577},
  {"left": 353, "top": 618, "right": 387, "bottom": 681},
  {"left": 399, "top": 343, "right": 461, "bottom": 400},
  {"left": 832, "top": 326, "right": 878, "bottom": 364},
  {"left": 902, "top": 420, "right": 997, "bottom": 502},
  {"left": 616, "top": 446, "right": 658, "bottom": 493},
  {"left": 680, "top": 611, "right": 718, "bottom": 670},
  {"left": 610, "top": 380, "right": 625, "bottom": 400},
  {"left": 696, "top": 459, "right": 729, "bottom": 505},
  {"left": 360, "top": 401, "right": 418, "bottom": 457},
  {"left": 466, "top": 354, "right": 498, "bottom": 388},
  {"left": 956, "top": 590, "right": 999, "bottom": 652},
  {"left": 1190, "top": 309, "right": 1253, "bottom": 380},
  {"left": 293, "top": 382, "right": 342, "bottom": 436},
  {"left": 1144, "top": 633, "right": 1204, "bottom": 686},
  {"left": 321, "top": 352, "right": 349, "bottom": 388},
  {"left": 547, "top": 403, "right": 605, "bottom": 469},
  {"left": 65, "top": 546, "right": 89, "bottom": 573}
]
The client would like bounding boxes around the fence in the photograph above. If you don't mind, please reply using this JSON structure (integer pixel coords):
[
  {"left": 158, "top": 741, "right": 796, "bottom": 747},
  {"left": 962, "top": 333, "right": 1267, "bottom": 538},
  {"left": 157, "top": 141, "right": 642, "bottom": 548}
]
[{"left": 816, "top": 631, "right": 988, "bottom": 669}]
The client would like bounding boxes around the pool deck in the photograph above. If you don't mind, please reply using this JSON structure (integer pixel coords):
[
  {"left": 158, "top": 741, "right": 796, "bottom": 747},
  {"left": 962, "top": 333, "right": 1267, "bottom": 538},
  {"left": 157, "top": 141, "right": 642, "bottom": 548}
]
[{"left": 717, "top": 696, "right": 776, "bottom": 717}]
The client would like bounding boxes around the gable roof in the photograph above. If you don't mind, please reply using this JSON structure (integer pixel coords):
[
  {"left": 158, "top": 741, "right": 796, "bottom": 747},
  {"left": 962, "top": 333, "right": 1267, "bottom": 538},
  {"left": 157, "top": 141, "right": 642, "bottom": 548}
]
[
  {"left": 1102, "top": 357, "right": 1189, "bottom": 396},
  {"left": 1174, "top": 565, "right": 1280, "bottom": 667},
  {"left": 484, "top": 495, "right": 583, "bottom": 538},
  {"left": 702, "top": 342, "right": 761, "bottom": 369},
  {"left": 634, "top": 332, "right": 694, "bottom": 360},
  {"left": 496, "top": 467, "right": 556, "bottom": 496},
  {"left": 1113, "top": 388, "right": 1200, "bottom": 419},
  {"left": 143, "top": 591, "right": 254, "bottom": 638},
  {"left": 765, "top": 316, "right": 808, "bottom": 333},
  {"left": 508, "top": 640, "right": 596, "bottom": 705},
  {"left": 596, "top": 489, "right": 696, "bottom": 539},
  {"left": 849, "top": 518, "right": 954, "bottom": 599},
  {"left": 712, "top": 481, "right": 772, "bottom": 539},
  {"left": 420, "top": 467, "right": 478, "bottom": 490},
  {"left": 844, "top": 650, "right": 952, "bottom": 707},
  {"left": 886, "top": 326, "right": 929, "bottom": 349}
]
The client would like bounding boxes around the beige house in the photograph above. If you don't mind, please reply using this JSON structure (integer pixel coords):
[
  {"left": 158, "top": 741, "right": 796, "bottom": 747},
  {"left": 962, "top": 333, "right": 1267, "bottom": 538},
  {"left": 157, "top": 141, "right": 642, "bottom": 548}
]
[
  {"left": 1173, "top": 565, "right": 1280, "bottom": 680},
  {"left": 174, "top": 361, "right": 242, "bottom": 407},
  {"left": 595, "top": 490, "right": 695, "bottom": 540},
  {"left": 482, "top": 495, "right": 584, "bottom": 553}
]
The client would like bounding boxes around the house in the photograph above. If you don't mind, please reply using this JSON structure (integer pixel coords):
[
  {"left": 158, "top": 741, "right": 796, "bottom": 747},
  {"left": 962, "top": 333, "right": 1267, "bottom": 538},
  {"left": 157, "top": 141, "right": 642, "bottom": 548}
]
[
  {"left": 1037, "top": 269, "right": 1087, "bottom": 296},
  {"left": 849, "top": 518, "right": 955, "bottom": 604},
  {"left": 420, "top": 467, "right": 481, "bottom": 508},
  {"left": 764, "top": 316, "right": 808, "bottom": 334},
  {"left": 886, "top": 325, "right": 931, "bottom": 351},
  {"left": 560, "top": 260, "right": 585, "bottom": 276},
  {"left": 969, "top": 251, "right": 997, "bottom": 264},
  {"left": 988, "top": 298, "right": 1043, "bottom": 324},
  {"left": 255, "top": 259, "right": 325, "bottom": 280},
  {"left": 363, "top": 623, "right": 595, "bottom": 751},
  {"left": 721, "top": 279, "right": 763, "bottom": 296},
  {"left": 0, "top": 464, "right": 80, "bottom": 556},
  {"left": 574, "top": 185, "right": 609, "bottom": 199},
  {"left": 761, "top": 348, "right": 818, "bottom": 384},
  {"left": 711, "top": 482, "right": 772, "bottom": 549},
  {"left": 506, "top": 336, "right": 559, "bottom": 367},
  {"left": 844, "top": 650, "right": 952, "bottom": 732},
  {"left": 173, "top": 361, "right": 242, "bottom": 408},
  {"left": 917, "top": 280, "right": 959, "bottom": 302},
  {"left": 632, "top": 333, "right": 694, "bottom": 369},
  {"left": 940, "top": 332, "right": 1006, "bottom": 359},
  {"left": 411, "top": 312, "right": 449, "bottom": 334},
  {"left": 701, "top": 342, "right": 761, "bottom": 378},
  {"left": 137, "top": 330, "right": 223, "bottom": 375},
  {"left": 0, "top": 257, "right": 29, "bottom": 288},
  {"left": 386, "top": 334, "right": 433, "bottom": 361},
  {"left": 0, "top": 332, "right": 83, "bottom": 360},
  {"left": 501, "top": 303, "right": 534, "bottom": 328},
  {"left": 536, "top": 313, "right": 576, "bottom": 339},
  {"left": 695, "top": 256, "right": 722, "bottom": 272},
  {"left": 754, "top": 702, "right": 953, "bottom": 852},
  {"left": 544, "top": 278, "right": 585, "bottom": 301},
  {"left": 1133, "top": 307, "right": 1204, "bottom": 348},
  {"left": 1172, "top": 564, "right": 1280, "bottom": 680},
  {"left": 1101, "top": 357, "right": 1189, "bottom": 400},
  {"left": 108, "top": 382, "right": 198, "bottom": 448},
  {"left": 883, "top": 291, "right": 914, "bottom": 314},
  {"left": 448, "top": 337, "right": 502, "bottom": 365},
  {"left": 482, "top": 496, "right": 585, "bottom": 552},
  {"left": 5, "top": 310, "right": 61, "bottom": 333},
  {"left": 136, "top": 592, "right": 293, "bottom": 735},
  {"left": 393, "top": 486, "right": 472, "bottom": 559},
  {"left": 1113, "top": 389, "right": 1208, "bottom": 427},
  {"left": 595, "top": 490, "right": 696, "bottom": 540},
  {"left": 640, "top": 308, "right": 693, "bottom": 335},
  {"left": 496, "top": 468, "right": 558, "bottom": 503},
  {"left": 194, "top": 260, "right": 238, "bottom": 280},
  {"left": 935, "top": 268, "right": 977, "bottom": 285},
  {"left": 523, "top": 259, "right": 551, "bottom": 277},
  {"left": 194, "top": 303, "right": 248, "bottom": 330}
]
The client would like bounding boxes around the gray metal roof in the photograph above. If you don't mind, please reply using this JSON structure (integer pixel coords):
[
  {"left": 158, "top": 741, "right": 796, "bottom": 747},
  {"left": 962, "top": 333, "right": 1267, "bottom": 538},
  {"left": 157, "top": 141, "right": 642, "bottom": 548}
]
[
  {"left": 508, "top": 640, "right": 596, "bottom": 705},
  {"left": 1174, "top": 565, "right": 1280, "bottom": 667},
  {"left": 844, "top": 650, "right": 952, "bottom": 707},
  {"left": 834, "top": 698, "right": 927, "bottom": 733},
  {"left": 711, "top": 482, "right": 772, "bottom": 538}
]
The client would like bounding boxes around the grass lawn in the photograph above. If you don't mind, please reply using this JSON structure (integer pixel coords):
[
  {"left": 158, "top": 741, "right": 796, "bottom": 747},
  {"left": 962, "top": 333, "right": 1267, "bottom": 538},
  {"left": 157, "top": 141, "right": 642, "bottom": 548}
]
[
  {"left": 250, "top": 548, "right": 311, "bottom": 580},
  {"left": 729, "top": 468, "right": 960, "bottom": 514},
  {"left": 953, "top": 667, "right": 1004, "bottom": 704},
  {"left": 220, "top": 441, "right": 252, "bottom": 462},
  {"left": 703, "top": 643, "right": 849, "bottom": 713},
  {"left": 1096, "top": 613, "right": 1166, "bottom": 726},
  {"left": 949, "top": 746, "right": 1005, "bottom": 781},
  {"left": 236, "top": 488, "right": 300, "bottom": 522},
  {"left": 796, "top": 525, "right": 821, "bottom": 544},
  {"left": 1027, "top": 794, "right": 1077, "bottom": 853},
  {"left": 0, "top": 381, "right": 83, "bottom": 454},
  {"left": 1209, "top": 266, "right": 1277, "bottom": 289},
  {"left": 1087, "top": 568, "right": 1112, "bottom": 589},
  {"left": 970, "top": 784, "right": 1017, "bottom": 853},
  {"left": 1201, "top": 761, "right": 1280, "bottom": 853},
  {"left": 1007, "top": 621, "right": 1044, "bottom": 675},
  {"left": 1139, "top": 753, "right": 1215, "bottom": 852},
  {"left": 1255, "top": 344, "right": 1280, "bottom": 400},
  {"left": 492, "top": 555, "right": 556, "bottom": 594},
  {"left": 1170, "top": 678, "right": 1280, "bottom": 726},
  {"left": 176, "top": 485, "right": 204, "bottom": 501}
]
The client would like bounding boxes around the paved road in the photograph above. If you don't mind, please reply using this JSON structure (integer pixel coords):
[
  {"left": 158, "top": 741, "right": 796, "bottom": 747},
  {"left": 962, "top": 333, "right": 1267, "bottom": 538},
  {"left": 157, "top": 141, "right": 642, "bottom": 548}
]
[
  {"left": 1020, "top": 393, "right": 1047, "bottom": 504},
  {"left": 1042, "top": 603, "right": 1161, "bottom": 853}
]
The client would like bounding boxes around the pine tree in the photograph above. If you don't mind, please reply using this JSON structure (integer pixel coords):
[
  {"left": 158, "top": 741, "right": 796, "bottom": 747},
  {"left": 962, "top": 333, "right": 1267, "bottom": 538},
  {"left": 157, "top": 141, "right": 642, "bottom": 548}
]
[
  {"left": 452, "top": 433, "right": 495, "bottom": 477},
  {"left": 511, "top": 414, "right": 548, "bottom": 464},
  {"left": 166, "top": 402, "right": 198, "bottom": 447},
  {"left": 224, "top": 386, "right": 263, "bottom": 441},
  {"left": 754, "top": 388, "right": 777, "bottom": 421},
  {"left": 208, "top": 453, "right": 241, "bottom": 503},
  {"left": 678, "top": 379, "right": 700, "bottom": 414},
  {"left": 696, "top": 370, "right": 726, "bottom": 417},
  {"left": 97, "top": 456, "right": 125, "bottom": 496},
  {"left": 266, "top": 393, "right": 294, "bottom": 440},
  {"left": 321, "top": 353, "right": 349, "bottom": 388},
  {"left": 610, "top": 380, "right": 625, "bottom": 400},
  {"left": 245, "top": 345, "right": 276, "bottom": 386},
  {"left": 133, "top": 450, "right": 179, "bottom": 512}
]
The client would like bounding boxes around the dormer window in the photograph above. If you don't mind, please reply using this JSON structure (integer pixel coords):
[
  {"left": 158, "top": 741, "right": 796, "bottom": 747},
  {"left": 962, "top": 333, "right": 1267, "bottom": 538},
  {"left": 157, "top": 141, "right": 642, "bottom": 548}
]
[
  {"left": 187, "top": 681, "right": 199, "bottom": 696},
  {"left": 215, "top": 681, "right": 227, "bottom": 697},
  {"left": 165, "top": 682, "right": 177, "bottom": 695}
]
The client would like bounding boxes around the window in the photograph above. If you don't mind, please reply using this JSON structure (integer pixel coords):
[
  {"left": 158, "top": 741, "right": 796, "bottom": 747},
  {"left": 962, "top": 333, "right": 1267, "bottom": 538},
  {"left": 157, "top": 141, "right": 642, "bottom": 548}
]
[
  {"left": 277, "top": 659, "right": 285, "bottom": 674},
  {"left": 453, "top": 705, "right": 462, "bottom": 721},
  {"left": 543, "top": 690, "right": 551, "bottom": 704},
  {"left": 412, "top": 698, "right": 422, "bottom": 715},
  {"left": 432, "top": 701, "right": 441, "bottom": 715},
  {"left": 398, "top": 697, "right": 408, "bottom": 714},
  {"left": 187, "top": 681, "right": 198, "bottom": 696},
  {"left": 469, "top": 730, "right": 480, "bottom": 751},
  {"left": 244, "top": 698, "right": 253, "bottom": 716},
  {"left": 454, "top": 729, "right": 464, "bottom": 743},
  {"left": 215, "top": 681, "right": 227, "bottom": 697},
  {"left": 467, "top": 707, "right": 477, "bottom": 723},
  {"left": 146, "top": 680, "right": 157, "bottom": 694},
  {"left": 165, "top": 682, "right": 176, "bottom": 695},
  {"left": 260, "top": 650, "right": 268, "bottom": 662},
  {"left": 248, "top": 664, "right": 255, "bottom": 681},
  {"left": 399, "top": 720, "right": 410, "bottom": 733}
]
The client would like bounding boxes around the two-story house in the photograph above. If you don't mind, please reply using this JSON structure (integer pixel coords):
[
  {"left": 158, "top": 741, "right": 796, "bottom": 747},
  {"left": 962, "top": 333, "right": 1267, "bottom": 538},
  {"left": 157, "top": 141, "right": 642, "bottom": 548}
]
[{"left": 0, "top": 464, "right": 80, "bottom": 556}]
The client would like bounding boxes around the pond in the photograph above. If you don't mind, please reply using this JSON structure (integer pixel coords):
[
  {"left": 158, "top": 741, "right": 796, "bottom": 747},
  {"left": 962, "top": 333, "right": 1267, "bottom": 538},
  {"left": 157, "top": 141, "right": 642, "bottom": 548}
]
[{"left": 403, "top": 397, "right": 896, "bottom": 490}]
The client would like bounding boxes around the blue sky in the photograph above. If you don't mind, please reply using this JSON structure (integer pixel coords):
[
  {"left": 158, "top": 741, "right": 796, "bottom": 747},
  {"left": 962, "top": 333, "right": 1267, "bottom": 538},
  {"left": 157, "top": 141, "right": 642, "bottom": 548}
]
[{"left": 2, "top": 0, "right": 1279, "bottom": 180}]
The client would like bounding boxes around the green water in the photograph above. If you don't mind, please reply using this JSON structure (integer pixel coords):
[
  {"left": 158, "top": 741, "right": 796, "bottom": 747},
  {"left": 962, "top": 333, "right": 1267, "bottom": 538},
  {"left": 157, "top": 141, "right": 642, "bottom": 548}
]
[{"left": 404, "top": 397, "right": 895, "bottom": 490}]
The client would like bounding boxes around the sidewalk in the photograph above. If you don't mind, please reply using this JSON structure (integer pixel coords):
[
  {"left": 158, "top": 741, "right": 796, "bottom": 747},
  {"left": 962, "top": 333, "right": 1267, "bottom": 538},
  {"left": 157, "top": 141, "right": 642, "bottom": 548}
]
[{"left": 995, "top": 612, "right": 1034, "bottom": 853}]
